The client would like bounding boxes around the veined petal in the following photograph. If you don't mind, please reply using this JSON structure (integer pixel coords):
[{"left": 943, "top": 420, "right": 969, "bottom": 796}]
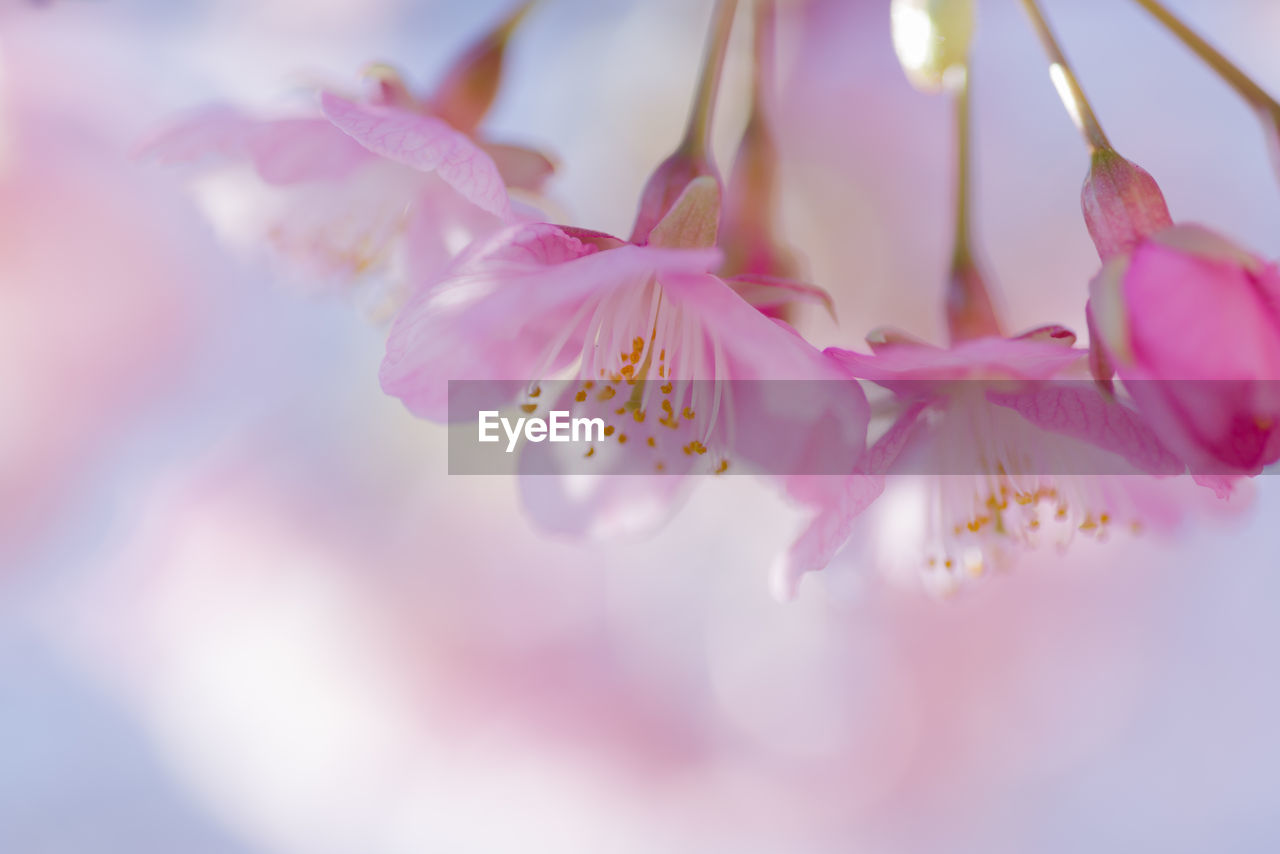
[
  {"left": 985, "top": 382, "right": 1185, "bottom": 476},
  {"left": 321, "top": 92, "right": 512, "bottom": 220},
  {"left": 380, "top": 223, "right": 720, "bottom": 421},
  {"left": 139, "top": 107, "right": 372, "bottom": 185},
  {"left": 829, "top": 335, "right": 1087, "bottom": 383},
  {"left": 657, "top": 272, "right": 872, "bottom": 499},
  {"left": 245, "top": 117, "right": 377, "bottom": 185},
  {"left": 723, "top": 274, "right": 837, "bottom": 321},
  {"left": 657, "top": 273, "right": 852, "bottom": 382},
  {"left": 771, "top": 474, "right": 884, "bottom": 602},
  {"left": 1124, "top": 232, "right": 1280, "bottom": 380},
  {"left": 774, "top": 399, "right": 929, "bottom": 599}
]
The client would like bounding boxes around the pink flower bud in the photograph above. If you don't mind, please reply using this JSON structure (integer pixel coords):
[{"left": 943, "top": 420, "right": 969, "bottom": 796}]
[
  {"left": 890, "top": 0, "right": 976, "bottom": 94},
  {"left": 1080, "top": 148, "right": 1173, "bottom": 262},
  {"left": 429, "top": 0, "right": 536, "bottom": 135},
  {"left": 720, "top": 112, "right": 799, "bottom": 281},
  {"left": 1088, "top": 225, "right": 1280, "bottom": 482}
]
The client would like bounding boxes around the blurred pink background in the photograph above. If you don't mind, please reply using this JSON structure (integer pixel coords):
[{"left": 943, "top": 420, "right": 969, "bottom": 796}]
[{"left": 2, "top": 1, "right": 1279, "bottom": 851}]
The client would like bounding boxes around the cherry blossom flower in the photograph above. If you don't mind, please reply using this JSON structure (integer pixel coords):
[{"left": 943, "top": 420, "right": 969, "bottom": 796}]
[
  {"left": 381, "top": 184, "right": 867, "bottom": 536},
  {"left": 774, "top": 0, "right": 1190, "bottom": 600},
  {"left": 773, "top": 328, "right": 1187, "bottom": 599},
  {"left": 1023, "top": 0, "right": 1280, "bottom": 495},
  {"left": 141, "top": 2, "right": 553, "bottom": 305},
  {"left": 380, "top": 0, "right": 869, "bottom": 537}
]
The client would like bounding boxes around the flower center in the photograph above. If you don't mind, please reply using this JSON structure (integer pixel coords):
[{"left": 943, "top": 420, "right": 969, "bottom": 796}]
[
  {"left": 897, "top": 395, "right": 1146, "bottom": 592},
  {"left": 517, "top": 278, "right": 731, "bottom": 474}
]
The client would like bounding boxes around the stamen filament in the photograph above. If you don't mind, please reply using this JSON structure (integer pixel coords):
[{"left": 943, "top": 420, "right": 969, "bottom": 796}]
[
  {"left": 680, "top": 0, "right": 741, "bottom": 161},
  {"left": 1130, "top": 0, "right": 1280, "bottom": 114},
  {"left": 1018, "top": 0, "right": 1112, "bottom": 152}
]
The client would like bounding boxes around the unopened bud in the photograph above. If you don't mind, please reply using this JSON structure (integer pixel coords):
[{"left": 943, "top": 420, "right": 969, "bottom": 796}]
[
  {"left": 362, "top": 64, "right": 417, "bottom": 110},
  {"left": 890, "top": 0, "right": 976, "bottom": 93},
  {"left": 721, "top": 113, "right": 799, "bottom": 280},
  {"left": 1081, "top": 148, "right": 1172, "bottom": 261},
  {"left": 430, "top": 0, "right": 536, "bottom": 134}
]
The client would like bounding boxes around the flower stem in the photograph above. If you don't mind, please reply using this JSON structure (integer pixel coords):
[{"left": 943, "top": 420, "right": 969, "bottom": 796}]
[
  {"left": 680, "top": 0, "right": 741, "bottom": 161},
  {"left": 946, "top": 67, "right": 1002, "bottom": 341},
  {"left": 950, "top": 67, "right": 974, "bottom": 270},
  {"left": 1130, "top": 0, "right": 1280, "bottom": 113},
  {"left": 749, "top": 0, "right": 776, "bottom": 120},
  {"left": 1018, "top": 0, "right": 1112, "bottom": 152}
]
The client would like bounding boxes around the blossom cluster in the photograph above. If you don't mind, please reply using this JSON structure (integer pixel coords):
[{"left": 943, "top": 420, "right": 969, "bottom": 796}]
[{"left": 148, "top": 0, "right": 1280, "bottom": 599}]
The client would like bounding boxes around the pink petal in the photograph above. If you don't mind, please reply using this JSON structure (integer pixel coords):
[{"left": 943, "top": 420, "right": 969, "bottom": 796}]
[
  {"left": 380, "top": 224, "right": 719, "bottom": 421},
  {"left": 772, "top": 400, "right": 929, "bottom": 600},
  {"left": 985, "top": 383, "right": 1186, "bottom": 476},
  {"left": 862, "top": 400, "right": 931, "bottom": 475},
  {"left": 1014, "top": 324, "right": 1078, "bottom": 346},
  {"left": 1125, "top": 230, "right": 1280, "bottom": 381},
  {"left": 244, "top": 117, "right": 375, "bottom": 185},
  {"left": 402, "top": 184, "right": 505, "bottom": 286},
  {"left": 321, "top": 92, "right": 512, "bottom": 220},
  {"left": 1120, "top": 230, "right": 1280, "bottom": 474},
  {"left": 136, "top": 105, "right": 256, "bottom": 165},
  {"left": 656, "top": 273, "right": 872, "bottom": 496},
  {"left": 829, "top": 336, "right": 1087, "bottom": 383},
  {"left": 139, "top": 107, "right": 372, "bottom": 185},
  {"left": 771, "top": 474, "right": 884, "bottom": 602},
  {"left": 723, "top": 274, "right": 837, "bottom": 320},
  {"left": 657, "top": 274, "right": 852, "bottom": 382}
]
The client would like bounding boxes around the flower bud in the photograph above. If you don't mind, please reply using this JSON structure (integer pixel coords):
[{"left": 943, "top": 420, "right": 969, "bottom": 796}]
[
  {"left": 890, "top": 0, "right": 975, "bottom": 93},
  {"left": 720, "top": 112, "right": 799, "bottom": 281},
  {"left": 361, "top": 64, "right": 417, "bottom": 110},
  {"left": 1088, "top": 224, "right": 1280, "bottom": 482},
  {"left": 1081, "top": 148, "right": 1173, "bottom": 262},
  {"left": 430, "top": 0, "right": 536, "bottom": 134}
]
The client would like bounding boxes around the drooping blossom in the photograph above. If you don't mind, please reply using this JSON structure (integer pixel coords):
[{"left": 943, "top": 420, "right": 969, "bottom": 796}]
[
  {"left": 1021, "top": 2, "right": 1280, "bottom": 496},
  {"left": 381, "top": 0, "right": 868, "bottom": 537},
  {"left": 775, "top": 2, "right": 1188, "bottom": 600},
  {"left": 141, "top": 1, "right": 553, "bottom": 308},
  {"left": 774, "top": 328, "right": 1189, "bottom": 599},
  {"left": 381, "top": 178, "right": 868, "bottom": 537}
]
